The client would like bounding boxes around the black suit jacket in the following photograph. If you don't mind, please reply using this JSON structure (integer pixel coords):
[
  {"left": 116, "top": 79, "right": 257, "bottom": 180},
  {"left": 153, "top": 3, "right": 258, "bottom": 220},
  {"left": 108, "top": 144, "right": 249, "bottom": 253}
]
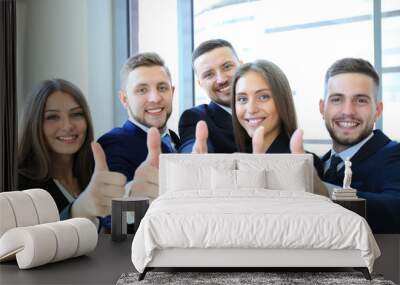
[{"left": 178, "top": 102, "right": 237, "bottom": 153}]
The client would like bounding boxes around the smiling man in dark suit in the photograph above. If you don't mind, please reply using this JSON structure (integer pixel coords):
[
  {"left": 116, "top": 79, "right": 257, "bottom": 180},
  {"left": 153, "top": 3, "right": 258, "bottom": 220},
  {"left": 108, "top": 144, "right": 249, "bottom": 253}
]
[
  {"left": 97, "top": 52, "right": 179, "bottom": 230},
  {"left": 178, "top": 39, "right": 241, "bottom": 153},
  {"left": 99, "top": 52, "right": 179, "bottom": 183},
  {"left": 320, "top": 58, "right": 400, "bottom": 233}
]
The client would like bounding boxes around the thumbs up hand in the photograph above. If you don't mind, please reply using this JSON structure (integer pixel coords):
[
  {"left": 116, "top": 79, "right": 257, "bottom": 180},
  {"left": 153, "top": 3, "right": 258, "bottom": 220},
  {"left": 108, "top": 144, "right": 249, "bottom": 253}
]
[
  {"left": 71, "top": 142, "right": 126, "bottom": 219},
  {"left": 129, "top": 121, "right": 210, "bottom": 201},
  {"left": 128, "top": 128, "right": 161, "bottom": 200},
  {"left": 252, "top": 126, "right": 266, "bottom": 154},
  {"left": 145, "top": 128, "right": 162, "bottom": 168},
  {"left": 251, "top": 127, "right": 306, "bottom": 154},
  {"left": 288, "top": 129, "right": 328, "bottom": 197},
  {"left": 192, "top": 120, "right": 208, "bottom": 154},
  {"left": 289, "top": 129, "right": 305, "bottom": 154}
]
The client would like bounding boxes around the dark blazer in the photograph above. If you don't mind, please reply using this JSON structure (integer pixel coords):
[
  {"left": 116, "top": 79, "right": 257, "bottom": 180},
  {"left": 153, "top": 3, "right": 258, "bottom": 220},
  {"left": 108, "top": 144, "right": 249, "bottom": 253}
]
[
  {"left": 98, "top": 120, "right": 180, "bottom": 181},
  {"left": 321, "top": 130, "right": 400, "bottom": 233},
  {"left": 97, "top": 120, "right": 180, "bottom": 230},
  {"left": 18, "top": 174, "right": 72, "bottom": 220},
  {"left": 178, "top": 101, "right": 237, "bottom": 153}
]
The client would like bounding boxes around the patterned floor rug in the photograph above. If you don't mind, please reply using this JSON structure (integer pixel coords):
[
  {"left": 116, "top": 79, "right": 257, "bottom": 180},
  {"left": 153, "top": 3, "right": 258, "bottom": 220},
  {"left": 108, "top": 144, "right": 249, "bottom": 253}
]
[{"left": 117, "top": 271, "right": 396, "bottom": 285}]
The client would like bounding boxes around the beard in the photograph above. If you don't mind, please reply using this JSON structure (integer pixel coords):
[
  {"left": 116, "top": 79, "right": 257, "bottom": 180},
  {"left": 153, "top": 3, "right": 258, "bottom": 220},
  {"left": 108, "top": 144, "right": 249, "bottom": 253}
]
[
  {"left": 128, "top": 105, "right": 172, "bottom": 131},
  {"left": 325, "top": 120, "right": 374, "bottom": 149},
  {"left": 211, "top": 81, "right": 231, "bottom": 107},
  {"left": 212, "top": 96, "right": 231, "bottom": 107}
]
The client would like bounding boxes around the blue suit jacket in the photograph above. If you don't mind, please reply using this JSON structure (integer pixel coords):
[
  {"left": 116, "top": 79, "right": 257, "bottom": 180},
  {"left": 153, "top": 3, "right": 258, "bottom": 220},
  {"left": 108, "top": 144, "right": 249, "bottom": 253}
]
[
  {"left": 178, "top": 101, "right": 237, "bottom": 153},
  {"left": 97, "top": 121, "right": 180, "bottom": 230},
  {"left": 98, "top": 120, "right": 179, "bottom": 181},
  {"left": 321, "top": 130, "right": 400, "bottom": 233}
]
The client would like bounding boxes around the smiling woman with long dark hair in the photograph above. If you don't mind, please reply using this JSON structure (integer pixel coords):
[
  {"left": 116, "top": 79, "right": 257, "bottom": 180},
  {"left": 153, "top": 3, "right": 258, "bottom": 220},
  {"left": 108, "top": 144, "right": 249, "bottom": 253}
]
[
  {"left": 18, "top": 79, "right": 95, "bottom": 218},
  {"left": 231, "top": 60, "right": 324, "bottom": 180},
  {"left": 232, "top": 60, "right": 297, "bottom": 154}
]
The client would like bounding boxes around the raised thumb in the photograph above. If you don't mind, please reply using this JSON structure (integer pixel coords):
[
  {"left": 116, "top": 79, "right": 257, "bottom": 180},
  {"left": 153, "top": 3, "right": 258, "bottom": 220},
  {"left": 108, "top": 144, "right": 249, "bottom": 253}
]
[
  {"left": 193, "top": 120, "right": 208, "bottom": 154},
  {"left": 252, "top": 126, "right": 265, "bottom": 154},
  {"left": 91, "top": 142, "right": 109, "bottom": 171},
  {"left": 290, "top": 128, "right": 305, "bottom": 154},
  {"left": 146, "top": 127, "right": 161, "bottom": 168}
]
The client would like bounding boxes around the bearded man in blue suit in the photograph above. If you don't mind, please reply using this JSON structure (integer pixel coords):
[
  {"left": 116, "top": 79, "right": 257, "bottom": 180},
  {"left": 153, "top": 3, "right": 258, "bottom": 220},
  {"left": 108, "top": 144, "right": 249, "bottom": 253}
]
[
  {"left": 320, "top": 58, "right": 400, "bottom": 234},
  {"left": 178, "top": 39, "right": 241, "bottom": 153}
]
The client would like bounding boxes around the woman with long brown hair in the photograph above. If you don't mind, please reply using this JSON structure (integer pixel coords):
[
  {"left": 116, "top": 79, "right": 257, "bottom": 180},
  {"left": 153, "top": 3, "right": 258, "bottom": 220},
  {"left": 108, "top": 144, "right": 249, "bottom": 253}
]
[
  {"left": 231, "top": 60, "right": 324, "bottom": 177},
  {"left": 18, "top": 79, "right": 125, "bottom": 222}
]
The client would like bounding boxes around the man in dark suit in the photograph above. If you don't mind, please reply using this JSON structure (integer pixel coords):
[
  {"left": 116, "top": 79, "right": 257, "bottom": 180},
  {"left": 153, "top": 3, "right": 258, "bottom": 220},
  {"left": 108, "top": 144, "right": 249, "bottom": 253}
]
[
  {"left": 179, "top": 39, "right": 241, "bottom": 153},
  {"left": 320, "top": 58, "right": 400, "bottom": 233},
  {"left": 97, "top": 53, "right": 179, "bottom": 229}
]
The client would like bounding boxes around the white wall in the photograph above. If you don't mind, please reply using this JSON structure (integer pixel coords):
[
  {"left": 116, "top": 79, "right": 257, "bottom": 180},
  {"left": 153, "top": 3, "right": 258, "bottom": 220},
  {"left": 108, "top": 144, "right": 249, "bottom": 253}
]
[
  {"left": 17, "top": 0, "right": 89, "bottom": 101},
  {"left": 86, "top": 0, "right": 114, "bottom": 138},
  {"left": 17, "top": 0, "right": 113, "bottom": 138},
  {"left": 138, "top": 0, "right": 179, "bottom": 132},
  {"left": 17, "top": 0, "right": 180, "bottom": 136}
]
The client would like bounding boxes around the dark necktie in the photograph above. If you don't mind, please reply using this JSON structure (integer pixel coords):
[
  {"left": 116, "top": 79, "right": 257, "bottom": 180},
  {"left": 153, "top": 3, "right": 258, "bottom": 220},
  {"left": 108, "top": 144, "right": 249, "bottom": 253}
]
[
  {"left": 324, "top": 155, "right": 342, "bottom": 185},
  {"left": 161, "top": 134, "right": 175, "bottom": 153}
]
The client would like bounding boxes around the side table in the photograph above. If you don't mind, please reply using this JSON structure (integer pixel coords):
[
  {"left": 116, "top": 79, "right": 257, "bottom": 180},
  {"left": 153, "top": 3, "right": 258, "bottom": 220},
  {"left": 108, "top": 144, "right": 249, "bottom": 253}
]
[
  {"left": 112, "top": 196, "right": 149, "bottom": 242},
  {"left": 332, "top": 198, "right": 366, "bottom": 218}
]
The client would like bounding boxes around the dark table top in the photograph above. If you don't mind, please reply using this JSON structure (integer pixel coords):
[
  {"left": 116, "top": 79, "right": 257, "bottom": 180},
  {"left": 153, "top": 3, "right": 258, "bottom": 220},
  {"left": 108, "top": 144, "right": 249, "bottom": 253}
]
[{"left": 0, "top": 234, "right": 134, "bottom": 285}]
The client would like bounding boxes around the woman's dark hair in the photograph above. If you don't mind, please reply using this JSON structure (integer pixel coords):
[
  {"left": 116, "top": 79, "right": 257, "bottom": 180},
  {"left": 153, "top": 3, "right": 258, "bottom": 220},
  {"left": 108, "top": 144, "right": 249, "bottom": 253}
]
[
  {"left": 231, "top": 60, "right": 298, "bottom": 152},
  {"left": 18, "top": 78, "right": 95, "bottom": 190}
]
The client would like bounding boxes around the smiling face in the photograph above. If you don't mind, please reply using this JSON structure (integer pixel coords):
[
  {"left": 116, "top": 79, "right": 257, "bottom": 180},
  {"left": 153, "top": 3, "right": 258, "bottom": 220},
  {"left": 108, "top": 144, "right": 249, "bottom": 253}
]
[
  {"left": 194, "top": 47, "right": 240, "bottom": 107},
  {"left": 320, "top": 72, "right": 382, "bottom": 152},
  {"left": 235, "top": 71, "right": 281, "bottom": 144},
  {"left": 120, "top": 65, "right": 174, "bottom": 132},
  {"left": 43, "top": 91, "right": 88, "bottom": 158}
]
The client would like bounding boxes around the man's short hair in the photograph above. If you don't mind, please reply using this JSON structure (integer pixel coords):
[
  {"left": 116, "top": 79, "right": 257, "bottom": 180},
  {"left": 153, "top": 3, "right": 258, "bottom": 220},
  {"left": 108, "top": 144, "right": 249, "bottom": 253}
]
[
  {"left": 120, "top": 52, "right": 171, "bottom": 89},
  {"left": 324, "top": 58, "right": 380, "bottom": 100},
  {"left": 192, "top": 39, "right": 238, "bottom": 65}
]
